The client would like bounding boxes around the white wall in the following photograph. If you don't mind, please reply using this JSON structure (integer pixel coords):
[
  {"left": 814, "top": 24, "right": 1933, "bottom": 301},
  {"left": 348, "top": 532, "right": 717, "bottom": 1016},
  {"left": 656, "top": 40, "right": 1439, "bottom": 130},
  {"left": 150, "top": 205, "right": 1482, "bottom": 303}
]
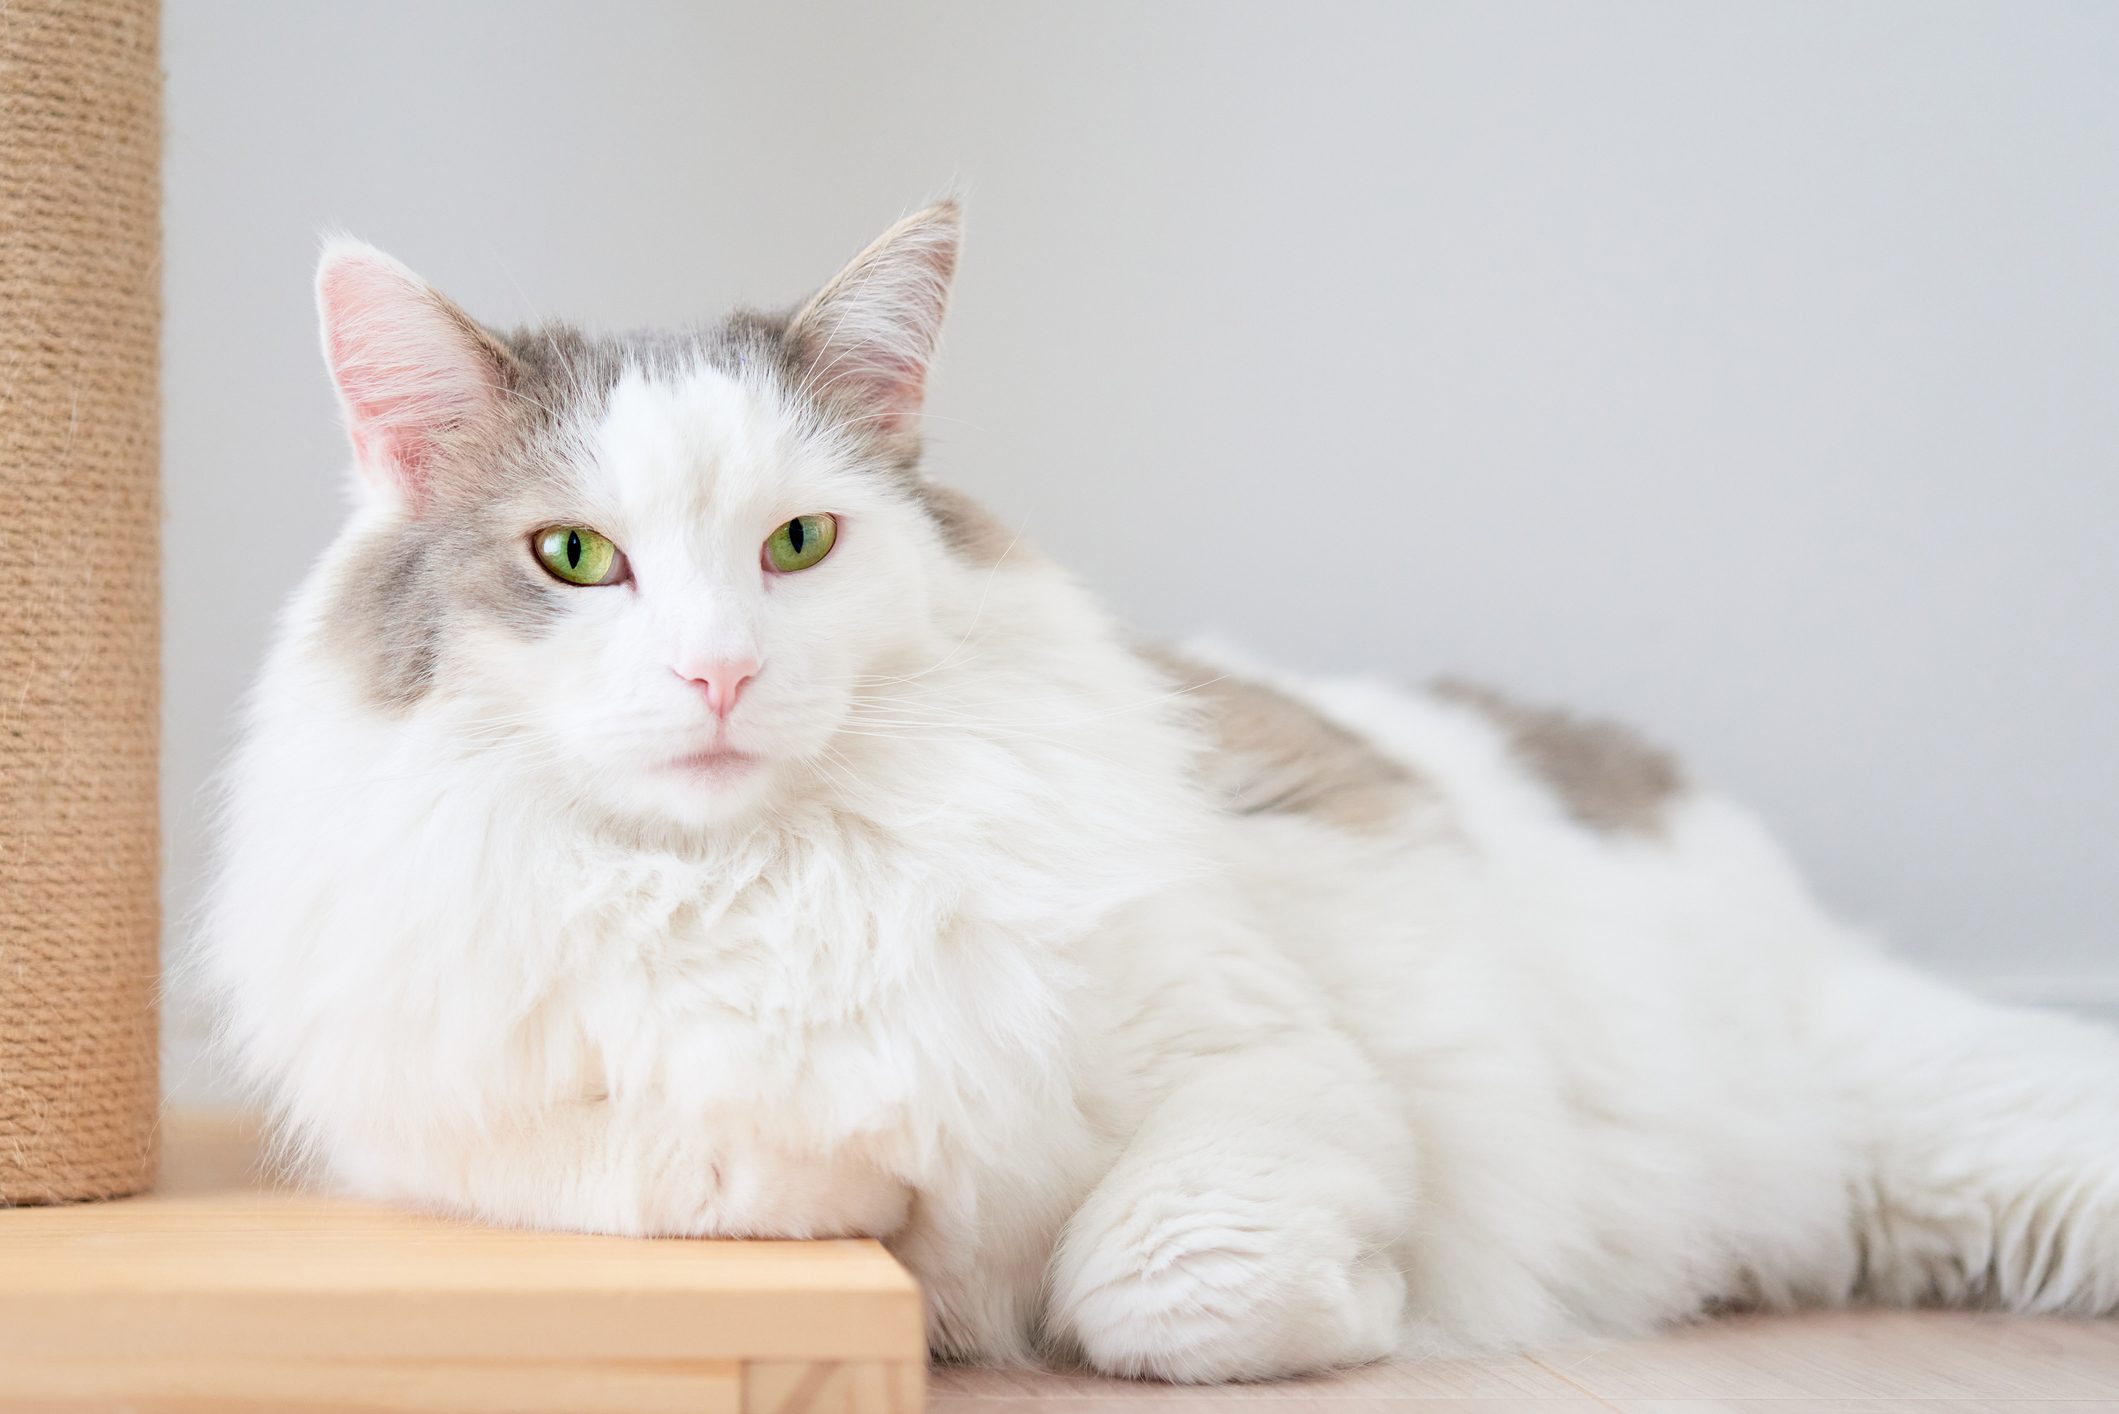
[{"left": 164, "top": 1, "right": 2119, "bottom": 1088}]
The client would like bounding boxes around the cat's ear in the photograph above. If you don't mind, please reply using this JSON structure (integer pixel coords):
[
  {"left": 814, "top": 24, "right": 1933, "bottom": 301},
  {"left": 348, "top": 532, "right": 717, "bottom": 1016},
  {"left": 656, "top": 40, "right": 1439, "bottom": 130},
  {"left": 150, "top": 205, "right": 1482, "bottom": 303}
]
[
  {"left": 315, "top": 239, "right": 520, "bottom": 508},
  {"left": 785, "top": 201, "right": 961, "bottom": 463}
]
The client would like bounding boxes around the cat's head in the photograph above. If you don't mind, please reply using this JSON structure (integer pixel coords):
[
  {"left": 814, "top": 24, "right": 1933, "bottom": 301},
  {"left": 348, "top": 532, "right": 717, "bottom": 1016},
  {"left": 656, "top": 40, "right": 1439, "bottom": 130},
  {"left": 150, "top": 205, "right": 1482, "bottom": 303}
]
[{"left": 307, "top": 203, "right": 999, "bottom": 831}]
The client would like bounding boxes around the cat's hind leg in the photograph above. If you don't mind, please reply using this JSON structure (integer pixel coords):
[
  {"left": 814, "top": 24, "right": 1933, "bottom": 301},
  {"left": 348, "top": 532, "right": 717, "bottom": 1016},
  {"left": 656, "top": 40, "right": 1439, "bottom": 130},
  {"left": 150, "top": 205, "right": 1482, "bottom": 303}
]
[{"left": 1827, "top": 957, "right": 2119, "bottom": 1315}]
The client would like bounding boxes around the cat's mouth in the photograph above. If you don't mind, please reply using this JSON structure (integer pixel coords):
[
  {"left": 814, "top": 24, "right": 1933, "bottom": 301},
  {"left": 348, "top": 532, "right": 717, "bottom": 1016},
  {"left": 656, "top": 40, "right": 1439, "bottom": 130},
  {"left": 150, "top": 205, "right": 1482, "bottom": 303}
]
[{"left": 667, "top": 746, "right": 759, "bottom": 781}]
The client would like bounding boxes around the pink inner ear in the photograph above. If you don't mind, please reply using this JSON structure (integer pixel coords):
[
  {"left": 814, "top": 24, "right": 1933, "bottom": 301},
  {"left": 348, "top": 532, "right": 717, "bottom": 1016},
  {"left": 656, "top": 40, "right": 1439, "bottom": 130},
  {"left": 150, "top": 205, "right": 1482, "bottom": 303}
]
[
  {"left": 794, "top": 207, "right": 959, "bottom": 447},
  {"left": 800, "top": 308, "right": 934, "bottom": 432},
  {"left": 836, "top": 364, "right": 925, "bottom": 437},
  {"left": 318, "top": 251, "right": 499, "bottom": 503}
]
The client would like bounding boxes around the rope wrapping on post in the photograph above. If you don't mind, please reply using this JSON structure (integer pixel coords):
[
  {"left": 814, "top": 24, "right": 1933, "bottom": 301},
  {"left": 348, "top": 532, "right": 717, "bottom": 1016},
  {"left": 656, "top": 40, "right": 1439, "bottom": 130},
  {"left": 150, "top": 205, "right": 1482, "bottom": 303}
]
[{"left": 0, "top": 0, "right": 162, "bottom": 1203}]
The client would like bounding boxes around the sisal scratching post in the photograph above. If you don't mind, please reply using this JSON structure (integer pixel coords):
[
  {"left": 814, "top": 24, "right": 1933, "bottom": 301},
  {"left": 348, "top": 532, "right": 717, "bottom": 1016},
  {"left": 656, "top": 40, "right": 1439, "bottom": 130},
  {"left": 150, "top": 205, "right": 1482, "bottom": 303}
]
[{"left": 1, "top": 0, "right": 162, "bottom": 1202}]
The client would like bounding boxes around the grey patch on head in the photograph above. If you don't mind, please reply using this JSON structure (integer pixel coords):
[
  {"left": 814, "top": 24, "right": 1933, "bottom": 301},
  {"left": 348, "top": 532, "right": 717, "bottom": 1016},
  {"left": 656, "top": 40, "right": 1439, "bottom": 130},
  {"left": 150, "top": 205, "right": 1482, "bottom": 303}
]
[
  {"left": 315, "top": 299, "right": 899, "bottom": 714},
  {"left": 324, "top": 529, "right": 447, "bottom": 710},
  {"left": 913, "top": 481, "right": 1031, "bottom": 568},
  {"left": 1432, "top": 679, "right": 1686, "bottom": 835},
  {"left": 318, "top": 502, "right": 574, "bottom": 714},
  {"left": 509, "top": 304, "right": 925, "bottom": 483},
  {"left": 499, "top": 308, "right": 806, "bottom": 431},
  {"left": 1146, "top": 647, "right": 1428, "bottom": 835}
]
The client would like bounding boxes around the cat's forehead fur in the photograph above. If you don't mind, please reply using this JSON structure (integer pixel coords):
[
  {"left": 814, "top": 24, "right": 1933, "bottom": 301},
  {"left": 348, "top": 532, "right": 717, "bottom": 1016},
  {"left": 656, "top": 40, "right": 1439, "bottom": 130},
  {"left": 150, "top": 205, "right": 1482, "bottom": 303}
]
[{"left": 498, "top": 310, "right": 806, "bottom": 441}]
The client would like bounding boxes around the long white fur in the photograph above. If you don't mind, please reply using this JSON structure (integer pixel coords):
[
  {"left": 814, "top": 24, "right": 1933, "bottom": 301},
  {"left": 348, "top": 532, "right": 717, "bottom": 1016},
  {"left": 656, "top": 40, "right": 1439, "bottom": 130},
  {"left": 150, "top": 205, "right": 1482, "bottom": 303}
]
[{"left": 202, "top": 215, "right": 2119, "bottom": 1382}]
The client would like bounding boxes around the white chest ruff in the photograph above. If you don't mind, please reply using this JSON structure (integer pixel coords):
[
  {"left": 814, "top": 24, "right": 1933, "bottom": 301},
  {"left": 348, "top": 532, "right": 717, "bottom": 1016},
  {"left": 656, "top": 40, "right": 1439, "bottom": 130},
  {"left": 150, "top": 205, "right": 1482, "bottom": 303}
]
[{"left": 272, "top": 801, "right": 1082, "bottom": 1240}]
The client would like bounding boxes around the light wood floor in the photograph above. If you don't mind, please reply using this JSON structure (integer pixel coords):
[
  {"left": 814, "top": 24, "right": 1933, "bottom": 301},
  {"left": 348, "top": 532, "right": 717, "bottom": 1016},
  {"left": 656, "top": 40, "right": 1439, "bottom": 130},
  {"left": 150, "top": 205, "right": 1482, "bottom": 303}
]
[{"left": 930, "top": 1312, "right": 2119, "bottom": 1412}]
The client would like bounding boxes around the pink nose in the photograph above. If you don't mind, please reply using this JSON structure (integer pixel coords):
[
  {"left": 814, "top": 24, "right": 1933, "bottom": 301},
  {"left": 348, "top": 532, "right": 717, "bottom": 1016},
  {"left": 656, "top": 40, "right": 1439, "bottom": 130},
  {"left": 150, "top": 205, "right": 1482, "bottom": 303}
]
[{"left": 674, "top": 659, "right": 759, "bottom": 719}]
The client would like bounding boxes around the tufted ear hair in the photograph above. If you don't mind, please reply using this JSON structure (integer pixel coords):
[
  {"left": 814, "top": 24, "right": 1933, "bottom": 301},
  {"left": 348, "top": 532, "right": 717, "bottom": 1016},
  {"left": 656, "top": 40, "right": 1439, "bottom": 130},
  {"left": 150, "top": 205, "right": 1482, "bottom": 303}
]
[
  {"left": 315, "top": 238, "right": 521, "bottom": 508},
  {"left": 784, "top": 201, "right": 961, "bottom": 464}
]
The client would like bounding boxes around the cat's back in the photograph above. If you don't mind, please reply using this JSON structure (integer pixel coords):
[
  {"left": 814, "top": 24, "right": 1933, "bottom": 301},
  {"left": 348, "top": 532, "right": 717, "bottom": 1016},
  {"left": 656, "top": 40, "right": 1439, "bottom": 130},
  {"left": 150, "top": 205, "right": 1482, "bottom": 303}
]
[
  {"left": 1151, "top": 647, "right": 1847, "bottom": 1021},
  {"left": 1154, "top": 648, "right": 1682, "bottom": 854}
]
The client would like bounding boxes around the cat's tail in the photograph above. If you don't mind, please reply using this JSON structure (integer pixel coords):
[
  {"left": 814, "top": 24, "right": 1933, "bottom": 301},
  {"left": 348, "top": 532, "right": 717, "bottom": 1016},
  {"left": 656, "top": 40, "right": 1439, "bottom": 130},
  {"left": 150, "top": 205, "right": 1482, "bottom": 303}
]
[{"left": 1820, "top": 953, "right": 2119, "bottom": 1313}]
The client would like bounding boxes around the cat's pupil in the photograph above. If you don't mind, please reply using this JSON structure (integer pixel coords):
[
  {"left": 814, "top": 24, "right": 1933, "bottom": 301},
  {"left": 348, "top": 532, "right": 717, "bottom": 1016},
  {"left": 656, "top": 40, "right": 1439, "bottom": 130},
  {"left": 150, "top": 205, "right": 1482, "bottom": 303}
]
[
  {"left": 566, "top": 530, "right": 582, "bottom": 569},
  {"left": 788, "top": 518, "right": 805, "bottom": 554}
]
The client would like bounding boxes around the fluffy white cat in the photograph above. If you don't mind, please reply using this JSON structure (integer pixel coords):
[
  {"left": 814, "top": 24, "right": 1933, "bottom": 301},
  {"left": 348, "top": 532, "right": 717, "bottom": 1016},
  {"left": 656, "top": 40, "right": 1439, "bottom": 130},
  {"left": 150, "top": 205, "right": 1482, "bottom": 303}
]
[{"left": 203, "top": 202, "right": 2119, "bottom": 1381}]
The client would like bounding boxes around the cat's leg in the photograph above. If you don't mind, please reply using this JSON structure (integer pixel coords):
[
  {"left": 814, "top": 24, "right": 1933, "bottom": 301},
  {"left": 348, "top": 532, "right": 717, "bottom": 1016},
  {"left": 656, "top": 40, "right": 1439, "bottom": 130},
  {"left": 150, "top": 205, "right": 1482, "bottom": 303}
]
[
  {"left": 1826, "top": 956, "right": 2119, "bottom": 1314},
  {"left": 1044, "top": 1029, "right": 1417, "bottom": 1382}
]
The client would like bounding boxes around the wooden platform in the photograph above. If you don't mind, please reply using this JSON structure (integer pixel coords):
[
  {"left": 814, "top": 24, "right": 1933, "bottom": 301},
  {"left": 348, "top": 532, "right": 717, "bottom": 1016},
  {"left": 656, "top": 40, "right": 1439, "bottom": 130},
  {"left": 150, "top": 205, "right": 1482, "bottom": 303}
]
[{"left": 0, "top": 1111, "right": 925, "bottom": 1412}]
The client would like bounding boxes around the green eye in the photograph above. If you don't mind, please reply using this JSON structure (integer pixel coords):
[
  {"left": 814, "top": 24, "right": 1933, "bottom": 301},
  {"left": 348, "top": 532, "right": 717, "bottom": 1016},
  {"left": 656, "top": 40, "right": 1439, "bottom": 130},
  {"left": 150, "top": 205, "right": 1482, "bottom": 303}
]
[
  {"left": 764, "top": 514, "right": 837, "bottom": 573},
  {"left": 532, "top": 525, "right": 625, "bottom": 586}
]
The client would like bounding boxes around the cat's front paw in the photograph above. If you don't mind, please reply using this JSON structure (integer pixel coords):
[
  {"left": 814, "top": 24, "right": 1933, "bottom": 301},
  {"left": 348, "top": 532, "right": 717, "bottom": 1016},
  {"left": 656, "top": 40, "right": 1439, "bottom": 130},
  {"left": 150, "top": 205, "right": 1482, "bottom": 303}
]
[{"left": 1047, "top": 1180, "right": 1405, "bottom": 1381}]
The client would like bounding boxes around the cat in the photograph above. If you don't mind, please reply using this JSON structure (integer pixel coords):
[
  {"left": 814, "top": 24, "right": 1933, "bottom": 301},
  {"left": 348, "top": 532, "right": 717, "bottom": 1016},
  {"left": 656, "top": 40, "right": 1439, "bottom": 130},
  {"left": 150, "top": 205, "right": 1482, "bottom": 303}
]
[{"left": 202, "top": 200, "right": 2119, "bottom": 1382}]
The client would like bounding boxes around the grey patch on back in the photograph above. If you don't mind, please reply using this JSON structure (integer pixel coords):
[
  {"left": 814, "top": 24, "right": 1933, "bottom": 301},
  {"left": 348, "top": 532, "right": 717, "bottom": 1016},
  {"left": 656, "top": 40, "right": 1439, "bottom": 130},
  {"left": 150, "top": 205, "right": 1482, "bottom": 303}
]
[
  {"left": 1147, "top": 648, "right": 1426, "bottom": 835},
  {"left": 1433, "top": 679, "right": 1686, "bottom": 835}
]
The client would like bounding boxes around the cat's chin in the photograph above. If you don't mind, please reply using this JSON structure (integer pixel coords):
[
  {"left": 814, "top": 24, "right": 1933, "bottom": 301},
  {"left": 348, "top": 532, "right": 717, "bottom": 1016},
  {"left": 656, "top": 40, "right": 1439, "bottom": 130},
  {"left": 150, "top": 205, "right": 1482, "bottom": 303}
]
[
  {"left": 666, "top": 746, "right": 760, "bottom": 782},
  {"left": 614, "top": 748, "right": 784, "bottom": 834}
]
